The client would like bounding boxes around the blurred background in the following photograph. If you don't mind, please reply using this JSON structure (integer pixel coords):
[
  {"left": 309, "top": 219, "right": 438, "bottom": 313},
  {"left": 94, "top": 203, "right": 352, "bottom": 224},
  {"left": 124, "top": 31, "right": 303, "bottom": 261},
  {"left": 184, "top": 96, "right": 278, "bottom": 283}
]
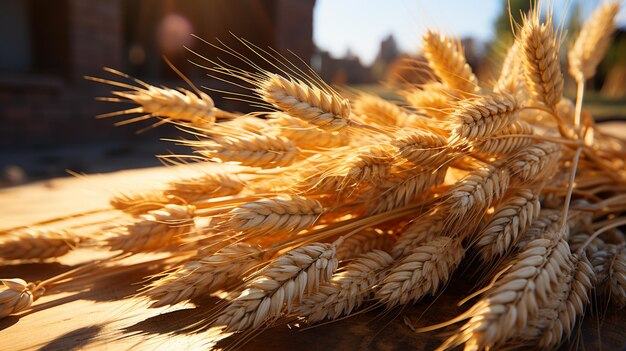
[{"left": 1, "top": 0, "right": 625, "bottom": 186}]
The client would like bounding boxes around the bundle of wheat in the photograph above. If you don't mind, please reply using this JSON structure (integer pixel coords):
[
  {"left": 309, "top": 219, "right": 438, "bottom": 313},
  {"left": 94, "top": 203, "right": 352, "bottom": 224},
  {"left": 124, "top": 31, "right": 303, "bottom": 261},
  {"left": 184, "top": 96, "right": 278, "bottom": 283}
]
[{"left": 2, "top": 2, "right": 625, "bottom": 350}]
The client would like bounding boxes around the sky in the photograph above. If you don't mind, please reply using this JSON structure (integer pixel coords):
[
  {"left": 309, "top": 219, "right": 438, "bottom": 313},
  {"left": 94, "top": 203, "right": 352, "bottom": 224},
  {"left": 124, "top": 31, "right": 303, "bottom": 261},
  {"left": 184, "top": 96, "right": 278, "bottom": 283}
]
[{"left": 314, "top": 0, "right": 626, "bottom": 65}]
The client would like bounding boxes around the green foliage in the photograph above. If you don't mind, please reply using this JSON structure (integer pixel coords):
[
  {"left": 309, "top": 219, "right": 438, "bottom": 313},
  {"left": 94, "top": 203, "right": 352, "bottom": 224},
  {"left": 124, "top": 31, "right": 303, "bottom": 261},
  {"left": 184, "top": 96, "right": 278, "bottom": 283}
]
[{"left": 493, "top": 0, "right": 532, "bottom": 47}]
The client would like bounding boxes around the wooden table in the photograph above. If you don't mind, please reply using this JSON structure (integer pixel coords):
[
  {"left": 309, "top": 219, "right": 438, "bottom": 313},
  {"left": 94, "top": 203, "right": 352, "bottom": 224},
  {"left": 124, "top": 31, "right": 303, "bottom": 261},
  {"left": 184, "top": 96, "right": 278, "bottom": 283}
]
[{"left": 2, "top": 132, "right": 626, "bottom": 350}]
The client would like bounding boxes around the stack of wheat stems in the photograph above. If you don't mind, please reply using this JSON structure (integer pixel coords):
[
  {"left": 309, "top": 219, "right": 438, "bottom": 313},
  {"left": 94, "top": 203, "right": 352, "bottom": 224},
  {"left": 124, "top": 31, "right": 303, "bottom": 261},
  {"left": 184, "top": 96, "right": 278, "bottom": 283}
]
[{"left": 1, "top": 3, "right": 625, "bottom": 350}]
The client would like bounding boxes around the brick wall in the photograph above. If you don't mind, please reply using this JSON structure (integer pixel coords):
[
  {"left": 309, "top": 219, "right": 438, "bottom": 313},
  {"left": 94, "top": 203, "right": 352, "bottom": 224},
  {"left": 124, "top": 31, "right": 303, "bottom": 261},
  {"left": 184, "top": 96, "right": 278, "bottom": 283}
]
[{"left": 0, "top": 0, "right": 316, "bottom": 150}]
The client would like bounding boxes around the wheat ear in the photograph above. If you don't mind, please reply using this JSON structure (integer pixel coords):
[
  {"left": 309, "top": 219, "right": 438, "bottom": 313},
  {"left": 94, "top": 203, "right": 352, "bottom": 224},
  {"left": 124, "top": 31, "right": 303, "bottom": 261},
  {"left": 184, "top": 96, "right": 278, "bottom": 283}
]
[
  {"left": 89, "top": 68, "right": 217, "bottom": 127},
  {"left": 0, "top": 279, "right": 42, "bottom": 319},
  {"left": 568, "top": 2, "right": 620, "bottom": 82},
  {"left": 107, "top": 204, "right": 196, "bottom": 252},
  {"left": 352, "top": 93, "right": 411, "bottom": 126},
  {"left": 296, "top": 250, "right": 393, "bottom": 323},
  {"left": 268, "top": 112, "right": 349, "bottom": 149},
  {"left": 392, "top": 129, "right": 450, "bottom": 167},
  {"left": 494, "top": 41, "right": 528, "bottom": 102},
  {"left": 475, "top": 189, "right": 541, "bottom": 260},
  {"left": 448, "top": 92, "right": 519, "bottom": 142},
  {"left": 446, "top": 165, "right": 510, "bottom": 220},
  {"left": 520, "top": 12, "right": 563, "bottom": 109},
  {"left": 422, "top": 30, "right": 480, "bottom": 96},
  {"left": 0, "top": 228, "right": 82, "bottom": 260},
  {"left": 515, "top": 253, "right": 594, "bottom": 348},
  {"left": 592, "top": 243, "right": 626, "bottom": 307},
  {"left": 518, "top": 210, "right": 566, "bottom": 249},
  {"left": 220, "top": 195, "right": 324, "bottom": 237},
  {"left": 110, "top": 190, "right": 170, "bottom": 215},
  {"left": 164, "top": 172, "right": 245, "bottom": 202},
  {"left": 402, "top": 82, "right": 456, "bottom": 120},
  {"left": 438, "top": 236, "right": 570, "bottom": 350},
  {"left": 569, "top": 232, "right": 605, "bottom": 257},
  {"left": 197, "top": 133, "right": 298, "bottom": 169},
  {"left": 366, "top": 167, "right": 447, "bottom": 215},
  {"left": 334, "top": 145, "right": 395, "bottom": 186},
  {"left": 214, "top": 115, "right": 269, "bottom": 133},
  {"left": 472, "top": 121, "right": 534, "bottom": 155},
  {"left": 391, "top": 211, "right": 445, "bottom": 259},
  {"left": 215, "top": 243, "right": 337, "bottom": 331},
  {"left": 336, "top": 229, "right": 395, "bottom": 261},
  {"left": 507, "top": 142, "right": 561, "bottom": 183},
  {"left": 259, "top": 73, "right": 351, "bottom": 131},
  {"left": 376, "top": 236, "right": 464, "bottom": 308},
  {"left": 143, "top": 243, "right": 265, "bottom": 308}
]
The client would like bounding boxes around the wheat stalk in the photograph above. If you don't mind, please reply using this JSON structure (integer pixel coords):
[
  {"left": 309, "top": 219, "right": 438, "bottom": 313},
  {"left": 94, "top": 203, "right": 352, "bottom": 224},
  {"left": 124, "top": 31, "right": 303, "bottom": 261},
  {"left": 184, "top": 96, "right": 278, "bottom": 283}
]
[
  {"left": 0, "top": 228, "right": 82, "bottom": 260},
  {"left": 215, "top": 242, "right": 337, "bottom": 331}
]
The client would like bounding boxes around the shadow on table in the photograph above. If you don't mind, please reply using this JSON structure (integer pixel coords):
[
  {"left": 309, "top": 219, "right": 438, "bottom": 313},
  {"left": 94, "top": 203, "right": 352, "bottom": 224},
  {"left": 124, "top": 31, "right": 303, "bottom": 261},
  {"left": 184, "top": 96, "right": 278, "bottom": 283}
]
[{"left": 37, "top": 325, "right": 103, "bottom": 351}]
